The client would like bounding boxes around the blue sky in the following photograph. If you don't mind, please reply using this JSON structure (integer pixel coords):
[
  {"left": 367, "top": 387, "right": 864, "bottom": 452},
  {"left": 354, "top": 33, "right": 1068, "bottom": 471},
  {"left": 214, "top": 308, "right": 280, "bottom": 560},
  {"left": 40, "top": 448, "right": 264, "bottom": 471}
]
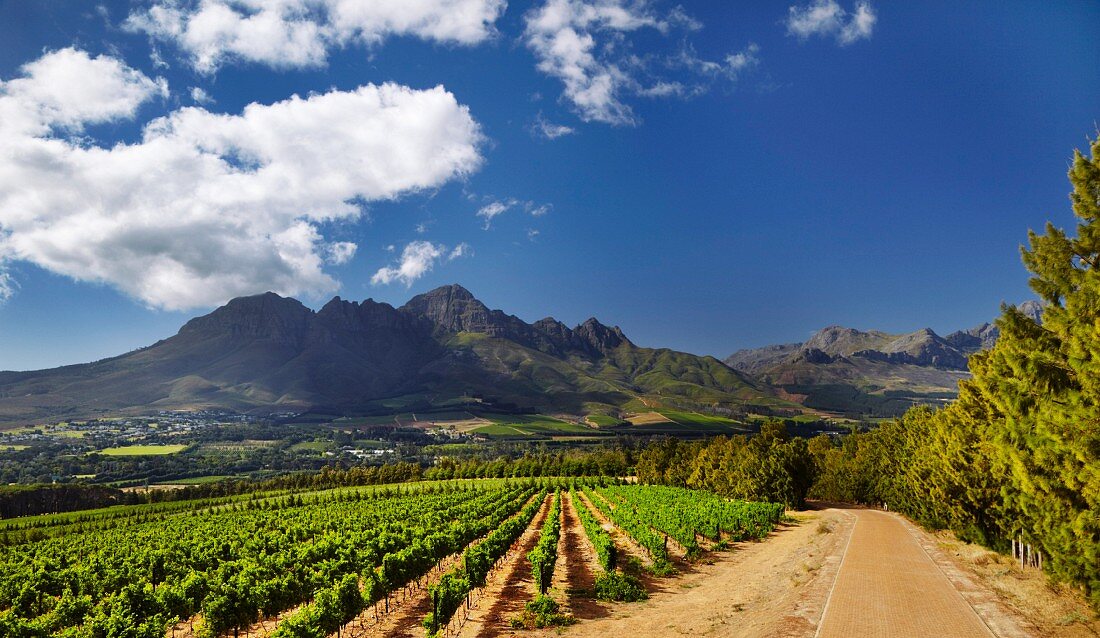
[{"left": 0, "top": 0, "right": 1097, "bottom": 371}]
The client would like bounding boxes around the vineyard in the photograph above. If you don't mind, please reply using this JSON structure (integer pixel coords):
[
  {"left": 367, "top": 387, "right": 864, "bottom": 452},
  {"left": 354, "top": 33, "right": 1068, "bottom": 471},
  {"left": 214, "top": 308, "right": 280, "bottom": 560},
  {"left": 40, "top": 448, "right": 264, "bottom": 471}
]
[{"left": 0, "top": 479, "right": 784, "bottom": 637}]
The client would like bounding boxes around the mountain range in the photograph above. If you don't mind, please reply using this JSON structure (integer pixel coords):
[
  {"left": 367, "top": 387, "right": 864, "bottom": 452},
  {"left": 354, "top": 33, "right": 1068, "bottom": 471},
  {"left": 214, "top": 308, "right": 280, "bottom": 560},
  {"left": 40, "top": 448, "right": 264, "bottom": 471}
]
[
  {"left": 724, "top": 301, "right": 1042, "bottom": 417},
  {"left": 0, "top": 286, "right": 1040, "bottom": 425},
  {"left": 0, "top": 285, "right": 780, "bottom": 424}
]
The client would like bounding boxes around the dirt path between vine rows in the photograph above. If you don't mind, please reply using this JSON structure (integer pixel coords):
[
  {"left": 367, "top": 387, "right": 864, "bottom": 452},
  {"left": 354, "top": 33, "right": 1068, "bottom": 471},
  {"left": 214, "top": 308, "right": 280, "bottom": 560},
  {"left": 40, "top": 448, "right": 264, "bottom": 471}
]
[
  {"left": 338, "top": 492, "right": 543, "bottom": 638},
  {"left": 455, "top": 493, "right": 554, "bottom": 638},
  {"left": 575, "top": 491, "right": 655, "bottom": 573},
  {"left": 329, "top": 538, "right": 476, "bottom": 638},
  {"left": 552, "top": 492, "right": 609, "bottom": 621}
]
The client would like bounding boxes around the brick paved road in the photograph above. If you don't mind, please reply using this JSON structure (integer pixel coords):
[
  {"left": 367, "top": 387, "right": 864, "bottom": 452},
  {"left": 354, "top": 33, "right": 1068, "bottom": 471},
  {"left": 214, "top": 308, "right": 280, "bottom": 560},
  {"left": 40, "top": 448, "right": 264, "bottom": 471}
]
[{"left": 816, "top": 508, "right": 995, "bottom": 638}]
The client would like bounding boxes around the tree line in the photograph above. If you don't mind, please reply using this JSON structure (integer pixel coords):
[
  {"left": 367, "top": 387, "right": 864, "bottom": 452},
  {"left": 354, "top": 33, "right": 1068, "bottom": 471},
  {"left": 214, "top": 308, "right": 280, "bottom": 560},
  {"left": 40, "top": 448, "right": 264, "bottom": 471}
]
[{"left": 634, "top": 422, "right": 816, "bottom": 509}]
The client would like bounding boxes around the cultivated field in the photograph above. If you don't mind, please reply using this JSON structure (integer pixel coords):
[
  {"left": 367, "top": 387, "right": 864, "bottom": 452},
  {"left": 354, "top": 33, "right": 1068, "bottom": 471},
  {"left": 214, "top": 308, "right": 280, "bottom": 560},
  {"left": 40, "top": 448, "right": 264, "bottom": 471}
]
[
  {"left": 2, "top": 480, "right": 1087, "bottom": 637},
  {"left": 96, "top": 444, "right": 189, "bottom": 456},
  {"left": 0, "top": 479, "right": 782, "bottom": 637}
]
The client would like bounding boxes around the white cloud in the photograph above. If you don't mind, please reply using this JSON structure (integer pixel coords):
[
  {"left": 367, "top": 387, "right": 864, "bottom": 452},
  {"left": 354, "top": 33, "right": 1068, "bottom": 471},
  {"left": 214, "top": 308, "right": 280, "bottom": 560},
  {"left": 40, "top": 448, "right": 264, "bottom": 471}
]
[
  {"left": 126, "top": 0, "right": 507, "bottom": 73},
  {"left": 324, "top": 241, "right": 357, "bottom": 264},
  {"left": 725, "top": 44, "right": 761, "bottom": 73},
  {"left": 449, "top": 242, "right": 471, "bottom": 259},
  {"left": 371, "top": 239, "right": 469, "bottom": 286},
  {"left": 0, "top": 270, "right": 15, "bottom": 302},
  {"left": 786, "top": 0, "right": 876, "bottom": 45},
  {"left": 524, "top": 1, "right": 759, "bottom": 126},
  {"left": 665, "top": 6, "right": 702, "bottom": 31},
  {"left": 476, "top": 199, "right": 518, "bottom": 229},
  {"left": 531, "top": 112, "right": 575, "bottom": 140},
  {"left": 526, "top": 228, "right": 540, "bottom": 241},
  {"left": 840, "top": 2, "right": 876, "bottom": 44},
  {"left": 0, "top": 48, "right": 483, "bottom": 310},
  {"left": 524, "top": 0, "right": 663, "bottom": 126},
  {"left": 637, "top": 80, "right": 685, "bottom": 97},
  {"left": 475, "top": 198, "right": 551, "bottom": 229},
  {"left": 150, "top": 46, "right": 169, "bottom": 68},
  {"left": 672, "top": 42, "right": 759, "bottom": 86},
  {"left": 0, "top": 47, "right": 167, "bottom": 135},
  {"left": 525, "top": 202, "right": 551, "bottom": 217},
  {"left": 190, "top": 86, "right": 214, "bottom": 104}
]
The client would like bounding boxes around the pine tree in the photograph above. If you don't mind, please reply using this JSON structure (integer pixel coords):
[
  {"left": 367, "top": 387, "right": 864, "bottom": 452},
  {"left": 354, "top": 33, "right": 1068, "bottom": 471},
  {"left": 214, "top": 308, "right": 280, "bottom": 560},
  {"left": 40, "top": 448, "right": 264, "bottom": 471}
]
[{"left": 970, "top": 137, "right": 1100, "bottom": 605}]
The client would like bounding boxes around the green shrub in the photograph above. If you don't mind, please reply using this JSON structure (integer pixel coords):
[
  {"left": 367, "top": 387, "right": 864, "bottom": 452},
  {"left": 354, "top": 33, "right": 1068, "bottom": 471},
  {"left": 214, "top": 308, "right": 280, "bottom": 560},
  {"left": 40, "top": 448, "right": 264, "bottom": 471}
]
[
  {"left": 593, "top": 571, "right": 647, "bottom": 602},
  {"left": 510, "top": 595, "right": 575, "bottom": 629}
]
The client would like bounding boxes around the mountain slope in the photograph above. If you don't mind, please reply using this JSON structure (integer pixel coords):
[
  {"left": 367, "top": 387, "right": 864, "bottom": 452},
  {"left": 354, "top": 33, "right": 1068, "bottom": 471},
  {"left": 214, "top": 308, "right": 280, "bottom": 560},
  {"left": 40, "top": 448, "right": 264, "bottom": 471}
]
[
  {"left": 0, "top": 286, "right": 779, "bottom": 424},
  {"left": 725, "top": 302, "right": 1042, "bottom": 417}
]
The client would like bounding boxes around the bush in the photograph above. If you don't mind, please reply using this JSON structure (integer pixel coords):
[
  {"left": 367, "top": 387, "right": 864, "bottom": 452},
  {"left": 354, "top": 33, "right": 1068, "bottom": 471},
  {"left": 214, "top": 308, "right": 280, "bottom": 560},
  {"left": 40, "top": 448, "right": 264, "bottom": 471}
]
[
  {"left": 647, "top": 559, "right": 676, "bottom": 577},
  {"left": 593, "top": 571, "right": 647, "bottom": 602},
  {"left": 510, "top": 595, "right": 575, "bottom": 629}
]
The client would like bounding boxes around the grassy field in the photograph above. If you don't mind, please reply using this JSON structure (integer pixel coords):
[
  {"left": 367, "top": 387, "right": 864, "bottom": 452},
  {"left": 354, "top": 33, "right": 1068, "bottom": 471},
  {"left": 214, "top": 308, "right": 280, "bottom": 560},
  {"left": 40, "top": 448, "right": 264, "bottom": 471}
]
[
  {"left": 657, "top": 410, "right": 743, "bottom": 428},
  {"left": 1, "top": 444, "right": 29, "bottom": 451},
  {"left": 469, "top": 424, "right": 535, "bottom": 438},
  {"left": 289, "top": 440, "right": 333, "bottom": 453},
  {"left": 46, "top": 429, "right": 87, "bottom": 439},
  {"left": 0, "top": 425, "right": 41, "bottom": 434},
  {"left": 470, "top": 414, "right": 601, "bottom": 439},
  {"left": 97, "top": 444, "right": 188, "bottom": 456}
]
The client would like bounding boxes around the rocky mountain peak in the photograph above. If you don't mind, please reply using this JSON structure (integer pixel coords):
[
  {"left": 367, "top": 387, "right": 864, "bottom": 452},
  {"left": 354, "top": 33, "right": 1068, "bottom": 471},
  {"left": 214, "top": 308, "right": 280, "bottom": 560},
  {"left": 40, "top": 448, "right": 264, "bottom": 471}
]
[
  {"left": 315, "top": 296, "right": 414, "bottom": 335},
  {"left": 945, "top": 300, "right": 1044, "bottom": 353},
  {"left": 399, "top": 284, "right": 497, "bottom": 334},
  {"left": 429, "top": 283, "right": 476, "bottom": 301},
  {"left": 573, "top": 317, "right": 632, "bottom": 354},
  {"left": 178, "top": 292, "right": 311, "bottom": 344},
  {"left": 803, "top": 325, "right": 883, "bottom": 355},
  {"left": 318, "top": 295, "right": 355, "bottom": 316},
  {"left": 532, "top": 317, "right": 572, "bottom": 341}
]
